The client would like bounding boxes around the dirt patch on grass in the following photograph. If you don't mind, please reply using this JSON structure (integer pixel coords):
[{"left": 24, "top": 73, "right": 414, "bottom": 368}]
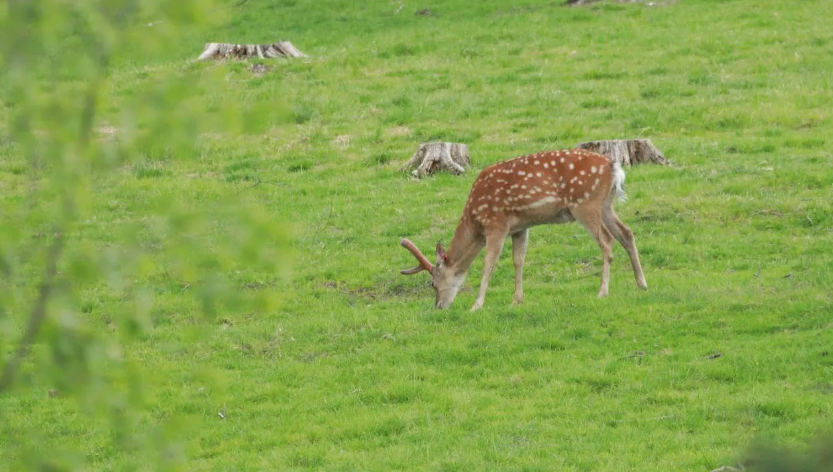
[
  {"left": 387, "top": 126, "right": 412, "bottom": 138},
  {"left": 321, "top": 280, "right": 425, "bottom": 301},
  {"left": 332, "top": 135, "right": 351, "bottom": 148}
]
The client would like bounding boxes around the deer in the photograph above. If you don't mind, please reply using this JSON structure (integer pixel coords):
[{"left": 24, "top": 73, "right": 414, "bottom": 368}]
[{"left": 399, "top": 148, "right": 648, "bottom": 310}]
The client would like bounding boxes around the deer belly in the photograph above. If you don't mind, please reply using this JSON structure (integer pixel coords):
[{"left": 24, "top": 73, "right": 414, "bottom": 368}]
[
  {"left": 508, "top": 207, "right": 574, "bottom": 232},
  {"left": 547, "top": 208, "right": 575, "bottom": 224}
]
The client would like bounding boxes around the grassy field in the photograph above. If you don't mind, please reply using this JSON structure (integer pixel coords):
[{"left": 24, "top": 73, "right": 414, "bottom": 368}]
[{"left": 2, "top": 0, "right": 833, "bottom": 470}]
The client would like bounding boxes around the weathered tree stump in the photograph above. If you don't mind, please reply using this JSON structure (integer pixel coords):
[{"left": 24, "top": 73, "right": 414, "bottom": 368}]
[
  {"left": 564, "top": 0, "right": 646, "bottom": 6},
  {"left": 575, "top": 139, "right": 672, "bottom": 166},
  {"left": 197, "top": 41, "right": 307, "bottom": 61},
  {"left": 401, "top": 142, "right": 471, "bottom": 178}
]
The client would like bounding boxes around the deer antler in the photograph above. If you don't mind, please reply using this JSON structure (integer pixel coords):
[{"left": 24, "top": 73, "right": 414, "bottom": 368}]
[{"left": 400, "top": 238, "right": 434, "bottom": 274}]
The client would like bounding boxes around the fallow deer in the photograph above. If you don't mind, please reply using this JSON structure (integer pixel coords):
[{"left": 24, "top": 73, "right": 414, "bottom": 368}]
[{"left": 399, "top": 148, "right": 648, "bottom": 310}]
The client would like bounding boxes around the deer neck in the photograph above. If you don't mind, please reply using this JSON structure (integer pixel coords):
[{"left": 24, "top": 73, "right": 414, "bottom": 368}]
[{"left": 445, "top": 215, "right": 484, "bottom": 276}]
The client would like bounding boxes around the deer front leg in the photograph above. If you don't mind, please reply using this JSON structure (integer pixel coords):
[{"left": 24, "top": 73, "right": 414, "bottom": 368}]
[
  {"left": 511, "top": 229, "right": 529, "bottom": 305},
  {"left": 471, "top": 234, "right": 506, "bottom": 311}
]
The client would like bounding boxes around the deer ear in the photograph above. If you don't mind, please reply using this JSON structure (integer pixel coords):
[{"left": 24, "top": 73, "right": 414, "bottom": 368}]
[{"left": 435, "top": 242, "right": 447, "bottom": 264}]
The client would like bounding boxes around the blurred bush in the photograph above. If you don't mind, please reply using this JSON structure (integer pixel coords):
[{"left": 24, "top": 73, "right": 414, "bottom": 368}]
[
  {"left": 741, "top": 434, "right": 833, "bottom": 472},
  {"left": 0, "top": 1, "right": 290, "bottom": 470}
]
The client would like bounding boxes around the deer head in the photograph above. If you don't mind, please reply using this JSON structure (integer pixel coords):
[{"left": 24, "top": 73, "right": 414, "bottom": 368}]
[{"left": 400, "top": 238, "right": 465, "bottom": 309}]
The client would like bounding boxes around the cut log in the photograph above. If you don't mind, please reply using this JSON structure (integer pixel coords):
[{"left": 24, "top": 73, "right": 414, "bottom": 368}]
[
  {"left": 197, "top": 41, "right": 307, "bottom": 61},
  {"left": 574, "top": 139, "right": 672, "bottom": 166},
  {"left": 564, "top": 0, "right": 647, "bottom": 6},
  {"left": 401, "top": 142, "right": 471, "bottom": 178}
]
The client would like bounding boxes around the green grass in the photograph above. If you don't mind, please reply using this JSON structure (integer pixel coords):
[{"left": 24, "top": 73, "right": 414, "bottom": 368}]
[{"left": 2, "top": 0, "right": 833, "bottom": 470}]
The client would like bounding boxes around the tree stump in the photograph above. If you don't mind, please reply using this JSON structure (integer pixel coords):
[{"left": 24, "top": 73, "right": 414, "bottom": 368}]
[
  {"left": 575, "top": 139, "right": 672, "bottom": 166},
  {"left": 197, "top": 41, "right": 307, "bottom": 61},
  {"left": 400, "top": 142, "right": 471, "bottom": 178},
  {"left": 564, "top": 0, "right": 646, "bottom": 6}
]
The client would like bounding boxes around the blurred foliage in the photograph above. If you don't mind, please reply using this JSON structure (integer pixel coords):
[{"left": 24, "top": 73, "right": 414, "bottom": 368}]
[
  {"left": 0, "top": 0, "right": 290, "bottom": 470},
  {"left": 743, "top": 434, "right": 833, "bottom": 472}
]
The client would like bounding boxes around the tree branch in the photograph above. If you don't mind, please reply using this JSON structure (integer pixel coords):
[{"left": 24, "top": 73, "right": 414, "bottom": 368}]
[
  {"left": 0, "top": 234, "right": 64, "bottom": 395},
  {"left": 0, "top": 54, "right": 104, "bottom": 396}
]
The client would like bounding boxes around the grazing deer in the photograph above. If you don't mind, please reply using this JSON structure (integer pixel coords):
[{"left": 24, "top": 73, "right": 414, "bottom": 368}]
[{"left": 400, "top": 148, "right": 648, "bottom": 310}]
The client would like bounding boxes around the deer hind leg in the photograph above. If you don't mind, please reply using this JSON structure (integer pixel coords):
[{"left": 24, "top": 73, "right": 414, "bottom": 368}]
[
  {"left": 472, "top": 231, "right": 507, "bottom": 311},
  {"left": 511, "top": 229, "right": 529, "bottom": 305},
  {"left": 572, "top": 206, "right": 614, "bottom": 298},
  {"left": 602, "top": 206, "right": 648, "bottom": 290}
]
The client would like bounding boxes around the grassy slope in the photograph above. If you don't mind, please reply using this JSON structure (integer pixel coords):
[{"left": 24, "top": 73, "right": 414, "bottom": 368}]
[{"left": 2, "top": 0, "right": 833, "bottom": 470}]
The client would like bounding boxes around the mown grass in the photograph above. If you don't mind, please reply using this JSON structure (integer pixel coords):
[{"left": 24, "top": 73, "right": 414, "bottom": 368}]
[{"left": 2, "top": 0, "right": 833, "bottom": 470}]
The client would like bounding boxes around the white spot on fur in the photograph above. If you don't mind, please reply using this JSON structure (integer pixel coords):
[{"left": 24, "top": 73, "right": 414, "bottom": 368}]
[
  {"left": 591, "top": 166, "right": 597, "bottom": 173},
  {"left": 528, "top": 196, "right": 557, "bottom": 209},
  {"left": 569, "top": 163, "right": 574, "bottom": 170}
]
